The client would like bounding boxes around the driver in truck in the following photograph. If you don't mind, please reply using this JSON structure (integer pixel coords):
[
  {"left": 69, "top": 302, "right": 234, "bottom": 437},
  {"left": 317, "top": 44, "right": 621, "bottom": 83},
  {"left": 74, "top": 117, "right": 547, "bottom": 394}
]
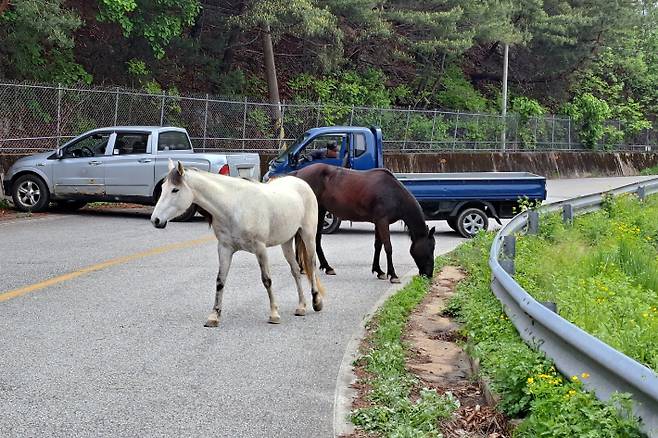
[{"left": 310, "top": 141, "right": 338, "bottom": 160}]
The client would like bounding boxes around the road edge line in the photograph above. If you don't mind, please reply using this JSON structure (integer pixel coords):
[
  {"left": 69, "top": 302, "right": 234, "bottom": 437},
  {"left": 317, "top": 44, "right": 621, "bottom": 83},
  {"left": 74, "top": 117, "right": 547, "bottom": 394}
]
[{"left": 332, "top": 268, "right": 417, "bottom": 437}]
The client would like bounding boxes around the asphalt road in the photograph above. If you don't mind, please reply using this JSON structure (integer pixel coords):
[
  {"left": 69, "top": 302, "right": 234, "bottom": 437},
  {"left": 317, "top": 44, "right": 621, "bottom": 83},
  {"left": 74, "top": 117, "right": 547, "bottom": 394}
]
[{"left": 0, "top": 175, "right": 654, "bottom": 437}]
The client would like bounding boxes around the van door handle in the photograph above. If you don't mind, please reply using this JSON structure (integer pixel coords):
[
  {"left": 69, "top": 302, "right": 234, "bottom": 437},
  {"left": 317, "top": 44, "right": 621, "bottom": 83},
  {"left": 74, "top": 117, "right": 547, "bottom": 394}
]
[
  {"left": 138, "top": 158, "right": 152, "bottom": 163},
  {"left": 89, "top": 160, "right": 102, "bottom": 166}
]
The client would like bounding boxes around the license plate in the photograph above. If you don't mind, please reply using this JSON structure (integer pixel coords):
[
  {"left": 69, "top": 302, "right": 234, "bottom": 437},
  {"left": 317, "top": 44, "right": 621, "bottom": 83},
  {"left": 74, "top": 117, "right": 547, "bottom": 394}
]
[{"left": 238, "top": 168, "right": 251, "bottom": 178}]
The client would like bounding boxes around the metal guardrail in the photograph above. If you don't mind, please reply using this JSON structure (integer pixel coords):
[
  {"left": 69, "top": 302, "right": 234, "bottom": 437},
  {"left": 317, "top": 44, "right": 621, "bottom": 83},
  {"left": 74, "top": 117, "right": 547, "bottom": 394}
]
[{"left": 490, "top": 178, "right": 658, "bottom": 436}]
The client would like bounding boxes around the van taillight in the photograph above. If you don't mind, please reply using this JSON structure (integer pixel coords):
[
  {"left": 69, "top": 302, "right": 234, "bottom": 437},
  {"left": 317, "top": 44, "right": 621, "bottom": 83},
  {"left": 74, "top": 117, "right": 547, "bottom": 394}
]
[{"left": 219, "top": 164, "right": 230, "bottom": 175}]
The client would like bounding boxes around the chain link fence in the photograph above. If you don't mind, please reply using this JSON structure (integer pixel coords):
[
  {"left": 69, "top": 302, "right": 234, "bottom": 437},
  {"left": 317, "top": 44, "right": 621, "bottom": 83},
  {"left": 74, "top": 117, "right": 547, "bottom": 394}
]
[{"left": 0, "top": 81, "right": 656, "bottom": 156}]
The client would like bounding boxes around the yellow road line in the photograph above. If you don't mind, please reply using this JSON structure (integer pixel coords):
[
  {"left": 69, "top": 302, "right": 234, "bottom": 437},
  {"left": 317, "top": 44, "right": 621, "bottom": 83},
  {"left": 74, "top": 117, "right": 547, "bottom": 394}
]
[{"left": 0, "top": 235, "right": 215, "bottom": 303}]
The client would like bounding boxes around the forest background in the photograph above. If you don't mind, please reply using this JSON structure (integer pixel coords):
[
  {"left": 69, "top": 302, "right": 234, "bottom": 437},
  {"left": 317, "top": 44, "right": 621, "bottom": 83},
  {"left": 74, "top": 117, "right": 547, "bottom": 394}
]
[{"left": 1, "top": 0, "right": 657, "bottom": 149}]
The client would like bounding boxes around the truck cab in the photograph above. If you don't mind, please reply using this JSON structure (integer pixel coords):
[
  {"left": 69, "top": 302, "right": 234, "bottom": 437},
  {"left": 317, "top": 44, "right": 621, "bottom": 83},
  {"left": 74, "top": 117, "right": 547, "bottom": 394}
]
[{"left": 264, "top": 126, "right": 383, "bottom": 181}]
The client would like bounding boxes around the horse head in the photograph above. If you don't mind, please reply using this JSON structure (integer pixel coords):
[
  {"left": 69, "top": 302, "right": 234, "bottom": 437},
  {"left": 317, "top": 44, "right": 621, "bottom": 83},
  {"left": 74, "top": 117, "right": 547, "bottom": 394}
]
[
  {"left": 151, "top": 159, "right": 195, "bottom": 229},
  {"left": 410, "top": 226, "right": 436, "bottom": 278}
]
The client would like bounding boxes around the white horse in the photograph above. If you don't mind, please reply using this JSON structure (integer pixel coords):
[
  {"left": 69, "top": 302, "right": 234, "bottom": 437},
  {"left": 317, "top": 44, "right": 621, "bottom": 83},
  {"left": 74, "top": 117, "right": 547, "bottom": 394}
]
[{"left": 151, "top": 160, "right": 325, "bottom": 327}]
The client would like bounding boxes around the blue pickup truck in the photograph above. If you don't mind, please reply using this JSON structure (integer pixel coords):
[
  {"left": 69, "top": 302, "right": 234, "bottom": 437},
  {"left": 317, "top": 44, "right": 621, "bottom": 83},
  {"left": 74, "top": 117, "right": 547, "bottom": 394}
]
[{"left": 263, "top": 126, "right": 546, "bottom": 237}]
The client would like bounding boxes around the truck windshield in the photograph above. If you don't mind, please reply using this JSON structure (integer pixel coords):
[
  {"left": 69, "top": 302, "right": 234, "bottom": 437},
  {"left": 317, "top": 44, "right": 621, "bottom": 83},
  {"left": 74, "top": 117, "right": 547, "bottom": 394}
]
[{"left": 275, "top": 133, "right": 310, "bottom": 162}]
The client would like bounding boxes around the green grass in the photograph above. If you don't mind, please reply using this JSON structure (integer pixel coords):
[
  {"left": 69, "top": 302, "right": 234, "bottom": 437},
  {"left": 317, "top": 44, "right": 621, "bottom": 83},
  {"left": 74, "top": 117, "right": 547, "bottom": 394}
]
[
  {"left": 639, "top": 165, "right": 658, "bottom": 176},
  {"left": 0, "top": 198, "right": 11, "bottom": 209},
  {"left": 350, "top": 260, "right": 460, "bottom": 437},
  {"left": 448, "top": 234, "right": 644, "bottom": 437},
  {"left": 515, "top": 194, "right": 658, "bottom": 372}
]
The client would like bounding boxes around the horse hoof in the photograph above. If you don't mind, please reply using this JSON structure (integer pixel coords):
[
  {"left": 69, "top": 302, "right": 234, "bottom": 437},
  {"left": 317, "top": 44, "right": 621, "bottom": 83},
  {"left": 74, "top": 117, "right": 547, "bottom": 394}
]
[
  {"left": 377, "top": 273, "right": 386, "bottom": 280},
  {"left": 325, "top": 268, "right": 336, "bottom": 276},
  {"left": 294, "top": 308, "right": 306, "bottom": 316},
  {"left": 268, "top": 315, "right": 281, "bottom": 324},
  {"left": 312, "top": 299, "right": 323, "bottom": 312},
  {"left": 204, "top": 318, "right": 219, "bottom": 328},
  {"left": 390, "top": 277, "right": 401, "bottom": 284}
]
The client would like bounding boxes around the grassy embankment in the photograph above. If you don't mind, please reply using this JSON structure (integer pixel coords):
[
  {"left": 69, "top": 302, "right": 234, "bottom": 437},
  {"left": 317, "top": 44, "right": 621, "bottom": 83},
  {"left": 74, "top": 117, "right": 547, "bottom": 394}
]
[{"left": 351, "top": 194, "right": 654, "bottom": 436}]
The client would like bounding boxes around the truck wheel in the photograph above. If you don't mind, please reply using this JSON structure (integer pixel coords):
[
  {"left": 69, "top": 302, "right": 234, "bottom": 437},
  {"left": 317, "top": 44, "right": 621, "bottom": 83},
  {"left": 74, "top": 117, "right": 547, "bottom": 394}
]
[
  {"left": 322, "top": 212, "right": 341, "bottom": 234},
  {"left": 172, "top": 204, "right": 197, "bottom": 222},
  {"left": 12, "top": 174, "right": 50, "bottom": 212},
  {"left": 456, "top": 207, "right": 489, "bottom": 238}
]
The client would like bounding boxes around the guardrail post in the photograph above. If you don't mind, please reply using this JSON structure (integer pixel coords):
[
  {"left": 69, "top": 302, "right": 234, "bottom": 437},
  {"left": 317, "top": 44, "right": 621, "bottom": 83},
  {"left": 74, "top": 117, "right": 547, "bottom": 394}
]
[
  {"left": 527, "top": 211, "right": 539, "bottom": 235},
  {"left": 637, "top": 186, "right": 646, "bottom": 202},
  {"left": 500, "top": 235, "right": 516, "bottom": 275},
  {"left": 562, "top": 204, "right": 574, "bottom": 225},
  {"left": 541, "top": 301, "right": 558, "bottom": 314}
]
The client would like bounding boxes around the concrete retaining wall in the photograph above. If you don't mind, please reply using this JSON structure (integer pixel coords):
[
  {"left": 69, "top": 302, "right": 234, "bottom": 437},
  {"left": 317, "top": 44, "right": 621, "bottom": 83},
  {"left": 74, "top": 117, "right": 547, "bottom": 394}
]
[
  {"left": 260, "top": 151, "right": 658, "bottom": 179},
  {"left": 2, "top": 151, "right": 658, "bottom": 193}
]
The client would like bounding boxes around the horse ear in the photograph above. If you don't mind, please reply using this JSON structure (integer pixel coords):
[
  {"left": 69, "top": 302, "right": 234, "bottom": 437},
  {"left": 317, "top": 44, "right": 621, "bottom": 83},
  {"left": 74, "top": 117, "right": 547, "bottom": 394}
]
[
  {"left": 428, "top": 226, "right": 436, "bottom": 237},
  {"left": 168, "top": 158, "right": 175, "bottom": 171},
  {"left": 176, "top": 160, "right": 185, "bottom": 176}
]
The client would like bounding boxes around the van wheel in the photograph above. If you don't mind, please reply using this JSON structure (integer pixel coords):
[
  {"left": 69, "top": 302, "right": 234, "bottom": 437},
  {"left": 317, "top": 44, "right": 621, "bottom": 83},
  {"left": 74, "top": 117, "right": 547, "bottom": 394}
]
[
  {"left": 456, "top": 208, "right": 489, "bottom": 238},
  {"left": 12, "top": 174, "right": 50, "bottom": 212}
]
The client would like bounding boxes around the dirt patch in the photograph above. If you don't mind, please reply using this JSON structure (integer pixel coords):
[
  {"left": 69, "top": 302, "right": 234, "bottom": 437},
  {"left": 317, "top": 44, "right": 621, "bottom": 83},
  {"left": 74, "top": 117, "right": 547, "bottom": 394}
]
[
  {"left": 343, "top": 267, "right": 510, "bottom": 438},
  {"left": 406, "top": 266, "right": 510, "bottom": 438},
  {"left": 0, "top": 207, "right": 48, "bottom": 222}
]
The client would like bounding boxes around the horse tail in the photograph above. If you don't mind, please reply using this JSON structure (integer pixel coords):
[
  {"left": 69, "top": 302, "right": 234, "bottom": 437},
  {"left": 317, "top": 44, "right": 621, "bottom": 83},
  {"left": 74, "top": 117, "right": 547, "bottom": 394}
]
[{"left": 296, "top": 232, "right": 326, "bottom": 297}]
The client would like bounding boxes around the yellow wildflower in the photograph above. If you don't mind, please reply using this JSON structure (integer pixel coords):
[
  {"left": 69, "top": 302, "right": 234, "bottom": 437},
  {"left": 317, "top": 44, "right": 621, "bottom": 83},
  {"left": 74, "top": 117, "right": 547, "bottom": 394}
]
[
  {"left": 581, "top": 372, "right": 590, "bottom": 379},
  {"left": 527, "top": 377, "right": 534, "bottom": 384},
  {"left": 571, "top": 375, "right": 579, "bottom": 382}
]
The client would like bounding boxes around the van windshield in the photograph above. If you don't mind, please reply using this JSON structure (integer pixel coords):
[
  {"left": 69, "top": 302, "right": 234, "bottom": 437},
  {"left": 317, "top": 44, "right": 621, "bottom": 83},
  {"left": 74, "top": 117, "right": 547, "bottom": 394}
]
[{"left": 275, "top": 133, "right": 310, "bottom": 162}]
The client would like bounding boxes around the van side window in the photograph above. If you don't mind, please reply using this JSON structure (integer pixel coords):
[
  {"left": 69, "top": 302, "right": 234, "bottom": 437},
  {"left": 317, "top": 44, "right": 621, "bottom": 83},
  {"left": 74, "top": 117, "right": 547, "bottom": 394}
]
[
  {"left": 158, "top": 131, "right": 191, "bottom": 151},
  {"left": 353, "top": 133, "right": 366, "bottom": 157}
]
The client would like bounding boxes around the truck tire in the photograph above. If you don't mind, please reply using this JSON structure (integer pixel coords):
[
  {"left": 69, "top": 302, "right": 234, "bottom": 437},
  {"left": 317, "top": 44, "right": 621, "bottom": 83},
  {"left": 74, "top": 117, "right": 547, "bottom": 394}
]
[
  {"left": 456, "top": 207, "right": 488, "bottom": 238},
  {"left": 12, "top": 174, "right": 50, "bottom": 212},
  {"left": 322, "top": 211, "right": 341, "bottom": 234}
]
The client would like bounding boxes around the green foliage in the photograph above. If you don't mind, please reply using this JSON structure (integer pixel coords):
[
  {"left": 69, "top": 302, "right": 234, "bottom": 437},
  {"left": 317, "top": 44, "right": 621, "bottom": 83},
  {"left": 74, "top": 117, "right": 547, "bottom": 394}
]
[
  {"left": 564, "top": 93, "right": 612, "bottom": 150},
  {"left": 0, "top": 0, "right": 91, "bottom": 84},
  {"left": 289, "top": 69, "right": 392, "bottom": 125},
  {"left": 640, "top": 165, "right": 658, "bottom": 176},
  {"left": 97, "top": 0, "right": 201, "bottom": 59},
  {"left": 448, "top": 233, "right": 645, "bottom": 436},
  {"left": 350, "top": 271, "right": 460, "bottom": 436},
  {"left": 436, "top": 65, "right": 487, "bottom": 112},
  {"left": 512, "top": 97, "right": 546, "bottom": 149}
]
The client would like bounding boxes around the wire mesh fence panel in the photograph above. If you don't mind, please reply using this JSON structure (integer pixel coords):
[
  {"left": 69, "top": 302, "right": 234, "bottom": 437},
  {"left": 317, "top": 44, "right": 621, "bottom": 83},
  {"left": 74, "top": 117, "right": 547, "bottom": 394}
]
[
  {"left": 0, "top": 84, "right": 60, "bottom": 153},
  {"left": 116, "top": 92, "right": 162, "bottom": 127},
  {"left": 163, "top": 96, "right": 206, "bottom": 141},
  {"left": 59, "top": 88, "right": 117, "bottom": 139},
  {"left": 281, "top": 102, "right": 318, "bottom": 142},
  {"left": 2, "top": 81, "right": 658, "bottom": 155},
  {"left": 205, "top": 99, "right": 248, "bottom": 151}
]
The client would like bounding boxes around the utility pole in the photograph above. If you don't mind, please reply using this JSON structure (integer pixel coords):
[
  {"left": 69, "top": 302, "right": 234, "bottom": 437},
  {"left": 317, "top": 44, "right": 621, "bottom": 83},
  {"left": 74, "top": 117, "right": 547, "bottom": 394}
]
[
  {"left": 501, "top": 43, "right": 509, "bottom": 151},
  {"left": 262, "top": 24, "right": 283, "bottom": 146}
]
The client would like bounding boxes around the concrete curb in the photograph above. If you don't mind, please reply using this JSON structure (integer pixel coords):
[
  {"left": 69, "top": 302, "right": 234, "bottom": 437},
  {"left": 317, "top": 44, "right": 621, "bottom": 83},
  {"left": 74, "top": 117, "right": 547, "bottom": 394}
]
[{"left": 332, "top": 268, "right": 417, "bottom": 437}]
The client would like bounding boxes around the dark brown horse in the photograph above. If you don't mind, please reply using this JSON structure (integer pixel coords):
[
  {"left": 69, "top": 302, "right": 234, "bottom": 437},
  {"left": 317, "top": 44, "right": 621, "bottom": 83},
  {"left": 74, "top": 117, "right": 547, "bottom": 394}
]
[{"left": 292, "top": 163, "right": 435, "bottom": 282}]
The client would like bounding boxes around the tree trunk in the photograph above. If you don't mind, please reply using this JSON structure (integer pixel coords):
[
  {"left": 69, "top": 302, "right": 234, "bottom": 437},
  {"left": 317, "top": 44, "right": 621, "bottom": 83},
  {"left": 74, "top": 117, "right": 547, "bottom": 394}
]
[
  {"left": 262, "top": 24, "right": 284, "bottom": 145},
  {"left": 0, "top": 0, "right": 10, "bottom": 14}
]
